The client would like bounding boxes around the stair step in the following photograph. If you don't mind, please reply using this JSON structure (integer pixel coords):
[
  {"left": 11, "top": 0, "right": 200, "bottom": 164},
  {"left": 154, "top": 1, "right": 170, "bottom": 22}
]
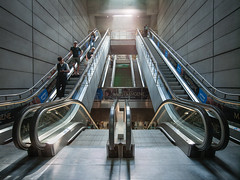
[
  {"left": 178, "top": 94, "right": 189, "bottom": 99},
  {"left": 164, "top": 74, "right": 175, "bottom": 78},
  {"left": 65, "top": 84, "right": 75, "bottom": 89},
  {"left": 165, "top": 77, "right": 176, "bottom": 82},
  {"left": 173, "top": 90, "right": 186, "bottom": 95},
  {"left": 168, "top": 82, "right": 179, "bottom": 86},
  {"left": 171, "top": 86, "right": 182, "bottom": 90}
]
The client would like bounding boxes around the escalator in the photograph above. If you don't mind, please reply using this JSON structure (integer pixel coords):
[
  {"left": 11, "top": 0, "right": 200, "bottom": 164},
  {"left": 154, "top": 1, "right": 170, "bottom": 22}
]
[
  {"left": 0, "top": 29, "right": 110, "bottom": 145},
  {"left": 143, "top": 38, "right": 191, "bottom": 100},
  {"left": 0, "top": 29, "right": 102, "bottom": 144},
  {"left": 136, "top": 28, "right": 239, "bottom": 143},
  {"left": 12, "top": 29, "right": 111, "bottom": 155}
]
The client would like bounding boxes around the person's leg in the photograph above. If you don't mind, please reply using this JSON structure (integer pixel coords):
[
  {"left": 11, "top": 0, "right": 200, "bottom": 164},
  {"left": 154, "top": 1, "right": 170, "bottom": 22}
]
[
  {"left": 73, "top": 58, "right": 77, "bottom": 75},
  {"left": 61, "top": 77, "right": 67, "bottom": 98},
  {"left": 76, "top": 58, "right": 80, "bottom": 74},
  {"left": 77, "top": 64, "right": 80, "bottom": 75},
  {"left": 56, "top": 78, "right": 61, "bottom": 98}
]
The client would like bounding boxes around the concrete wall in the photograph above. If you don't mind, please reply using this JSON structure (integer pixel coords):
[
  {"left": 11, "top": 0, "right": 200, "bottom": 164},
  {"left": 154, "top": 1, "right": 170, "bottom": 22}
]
[
  {"left": 0, "top": 0, "right": 89, "bottom": 94},
  {"left": 157, "top": 0, "right": 240, "bottom": 94}
]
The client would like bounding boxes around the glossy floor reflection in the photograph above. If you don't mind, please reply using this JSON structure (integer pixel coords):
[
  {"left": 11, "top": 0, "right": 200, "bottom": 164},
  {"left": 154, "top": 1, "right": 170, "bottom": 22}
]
[{"left": 0, "top": 130, "right": 239, "bottom": 180}]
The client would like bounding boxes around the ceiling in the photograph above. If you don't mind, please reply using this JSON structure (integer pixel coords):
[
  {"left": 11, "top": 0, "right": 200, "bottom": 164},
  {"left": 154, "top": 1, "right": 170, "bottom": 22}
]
[
  {"left": 87, "top": 0, "right": 159, "bottom": 16},
  {"left": 86, "top": 0, "right": 159, "bottom": 30}
]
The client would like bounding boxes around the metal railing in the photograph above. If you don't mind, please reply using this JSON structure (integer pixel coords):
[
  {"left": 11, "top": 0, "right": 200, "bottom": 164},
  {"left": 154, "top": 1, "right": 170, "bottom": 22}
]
[
  {"left": 125, "top": 100, "right": 132, "bottom": 151},
  {"left": 109, "top": 100, "right": 118, "bottom": 151},
  {"left": 129, "top": 55, "right": 136, "bottom": 87}
]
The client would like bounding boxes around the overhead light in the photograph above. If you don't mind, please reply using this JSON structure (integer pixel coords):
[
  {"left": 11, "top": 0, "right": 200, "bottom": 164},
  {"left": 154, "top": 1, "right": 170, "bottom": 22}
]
[{"left": 112, "top": 14, "right": 133, "bottom": 17}]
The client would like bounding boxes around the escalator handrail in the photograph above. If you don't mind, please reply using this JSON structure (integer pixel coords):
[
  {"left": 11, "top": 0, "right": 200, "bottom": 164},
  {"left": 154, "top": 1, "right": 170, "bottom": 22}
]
[
  {"left": 187, "top": 101, "right": 229, "bottom": 151},
  {"left": 110, "top": 55, "right": 117, "bottom": 87},
  {"left": 12, "top": 100, "right": 60, "bottom": 150},
  {"left": 29, "top": 99, "right": 98, "bottom": 150},
  {"left": 125, "top": 100, "right": 132, "bottom": 151},
  {"left": 109, "top": 99, "right": 118, "bottom": 151},
  {"left": 65, "top": 28, "right": 110, "bottom": 100},
  {"left": 137, "top": 29, "right": 229, "bottom": 151},
  {"left": 148, "top": 99, "right": 213, "bottom": 151},
  {"left": 0, "top": 29, "right": 100, "bottom": 107},
  {"left": 149, "top": 28, "right": 240, "bottom": 105},
  {"left": 129, "top": 55, "right": 136, "bottom": 87}
]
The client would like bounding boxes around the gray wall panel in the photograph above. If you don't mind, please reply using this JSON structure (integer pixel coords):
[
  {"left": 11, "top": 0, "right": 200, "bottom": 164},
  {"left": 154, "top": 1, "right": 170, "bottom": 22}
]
[
  {"left": 34, "top": 59, "right": 54, "bottom": 75},
  {"left": 0, "top": 69, "right": 33, "bottom": 89},
  {"left": 0, "top": 8, "right": 32, "bottom": 41},
  {"left": 214, "top": 9, "right": 240, "bottom": 39},
  {"left": 18, "top": 0, "right": 32, "bottom": 10},
  {"left": 0, "top": 1, "right": 89, "bottom": 94},
  {"left": 0, "top": 0, "right": 32, "bottom": 25},
  {"left": 187, "top": 28, "right": 213, "bottom": 53},
  {"left": 187, "top": 43, "right": 213, "bottom": 64},
  {"left": 214, "top": 49, "right": 240, "bottom": 72},
  {"left": 0, "top": 49, "right": 32, "bottom": 72},
  {"left": 192, "top": 58, "right": 213, "bottom": 74},
  {"left": 214, "top": 29, "right": 240, "bottom": 55},
  {"left": 33, "top": 1, "right": 59, "bottom": 33},
  {"left": 214, "top": 0, "right": 240, "bottom": 23},
  {"left": 214, "top": 69, "right": 240, "bottom": 88},
  {"left": 33, "top": 15, "right": 59, "bottom": 43},
  {"left": 0, "top": 28, "right": 32, "bottom": 57},
  {"left": 33, "top": 44, "right": 57, "bottom": 65},
  {"left": 33, "top": 30, "right": 59, "bottom": 55}
]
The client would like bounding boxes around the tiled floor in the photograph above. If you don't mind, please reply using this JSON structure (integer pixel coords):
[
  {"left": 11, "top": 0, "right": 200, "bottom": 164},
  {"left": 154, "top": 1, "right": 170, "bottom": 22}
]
[{"left": 0, "top": 129, "right": 239, "bottom": 180}]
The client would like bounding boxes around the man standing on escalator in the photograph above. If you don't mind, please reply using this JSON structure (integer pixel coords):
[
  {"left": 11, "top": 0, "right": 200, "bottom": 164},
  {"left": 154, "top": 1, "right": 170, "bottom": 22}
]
[
  {"left": 56, "top": 56, "right": 70, "bottom": 99},
  {"left": 69, "top": 41, "right": 83, "bottom": 76}
]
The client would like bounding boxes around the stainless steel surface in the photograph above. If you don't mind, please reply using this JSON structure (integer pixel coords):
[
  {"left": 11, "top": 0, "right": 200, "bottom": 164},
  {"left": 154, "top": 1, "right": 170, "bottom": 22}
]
[
  {"left": 129, "top": 55, "right": 136, "bottom": 87},
  {"left": 110, "top": 55, "right": 117, "bottom": 87},
  {"left": 1, "top": 130, "right": 239, "bottom": 179}
]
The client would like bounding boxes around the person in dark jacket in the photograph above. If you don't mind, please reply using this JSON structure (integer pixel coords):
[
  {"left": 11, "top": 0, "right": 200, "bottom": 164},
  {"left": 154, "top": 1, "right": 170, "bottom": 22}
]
[{"left": 55, "top": 56, "right": 70, "bottom": 99}]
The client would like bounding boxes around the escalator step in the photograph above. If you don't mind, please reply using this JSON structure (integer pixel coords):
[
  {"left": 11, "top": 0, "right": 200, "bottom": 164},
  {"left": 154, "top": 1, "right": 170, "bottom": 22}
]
[
  {"left": 171, "top": 86, "right": 182, "bottom": 90},
  {"left": 65, "top": 85, "right": 75, "bottom": 89},
  {"left": 173, "top": 90, "right": 186, "bottom": 95},
  {"left": 164, "top": 74, "right": 175, "bottom": 78},
  {"left": 165, "top": 77, "right": 176, "bottom": 82},
  {"left": 168, "top": 82, "right": 179, "bottom": 86},
  {"left": 178, "top": 94, "right": 189, "bottom": 99}
]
